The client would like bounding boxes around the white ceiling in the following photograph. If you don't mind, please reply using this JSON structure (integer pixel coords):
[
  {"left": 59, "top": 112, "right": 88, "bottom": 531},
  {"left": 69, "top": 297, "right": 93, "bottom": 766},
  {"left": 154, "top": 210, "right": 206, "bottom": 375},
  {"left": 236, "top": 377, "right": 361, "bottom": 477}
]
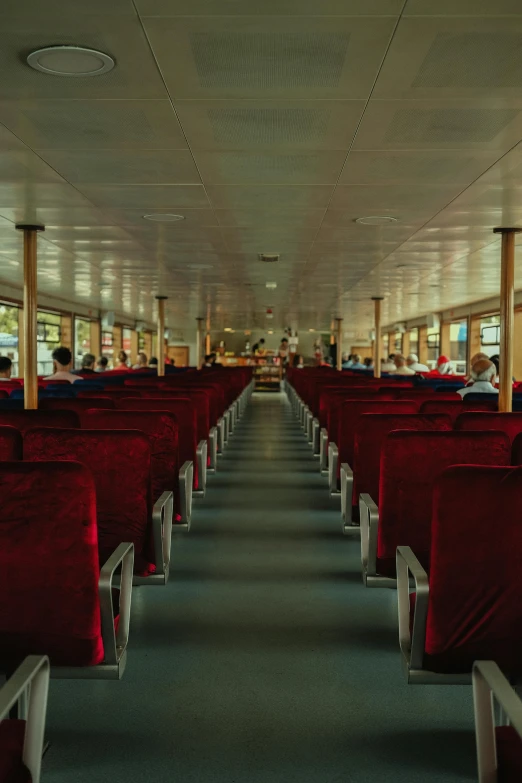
[{"left": 1, "top": 0, "right": 522, "bottom": 335}]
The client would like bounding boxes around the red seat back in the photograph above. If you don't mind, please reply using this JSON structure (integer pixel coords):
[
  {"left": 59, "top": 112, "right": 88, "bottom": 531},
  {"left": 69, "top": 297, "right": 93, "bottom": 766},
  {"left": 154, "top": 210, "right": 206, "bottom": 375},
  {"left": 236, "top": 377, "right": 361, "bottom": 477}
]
[
  {"left": 0, "top": 461, "right": 103, "bottom": 667},
  {"left": 40, "top": 397, "right": 115, "bottom": 413},
  {"left": 77, "top": 389, "right": 139, "bottom": 399},
  {"left": 0, "top": 410, "right": 79, "bottom": 434},
  {"left": 117, "top": 397, "right": 199, "bottom": 489},
  {"left": 378, "top": 430, "right": 511, "bottom": 577},
  {"left": 425, "top": 465, "right": 522, "bottom": 674},
  {"left": 456, "top": 412, "right": 522, "bottom": 444},
  {"left": 83, "top": 410, "right": 179, "bottom": 512},
  {"left": 338, "top": 400, "right": 418, "bottom": 472},
  {"left": 141, "top": 390, "right": 209, "bottom": 442},
  {"left": 352, "top": 413, "right": 452, "bottom": 507},
  {"left": 0, "top": 426, "right": 22, "bottom": 461},
  {"left": 419, "top": 400, "right": 463, "bottom": 422},
  {"left": 24, "top": 429, "right": 153, "bottom": 574}
]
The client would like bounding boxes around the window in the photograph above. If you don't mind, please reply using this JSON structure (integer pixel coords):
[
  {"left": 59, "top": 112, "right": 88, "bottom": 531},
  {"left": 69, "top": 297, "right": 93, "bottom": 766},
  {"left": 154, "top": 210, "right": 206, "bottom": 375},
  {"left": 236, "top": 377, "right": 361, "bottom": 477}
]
[
  {"left": 408, "top": 328, "right": 419, "bottom": 357},
  {"left": 393, "top": 332, "right": 402, "bottom": 352},
  {"left": 0, "top": 304, "right": 19, "bottom": 376},
  {"left": 480, "top": 315, "right": 500, "bottom": 357},
  {"left": 427, "top": 326, "right": 440, "bottom": 364},
  {"left": 449, "top": 320, "right": 467, "bottom": 374},
  {"left": 74, "top": 318, "right": 91, "bottom": 369},
  {"left": 101, "top": 331, "right": 114, "bottom": 367},
  {"left": 36, "top": 311, "right": 62, "bottom": 375},
  {"left": 122, "top": 327, "right": 132, "bottom": 353}
]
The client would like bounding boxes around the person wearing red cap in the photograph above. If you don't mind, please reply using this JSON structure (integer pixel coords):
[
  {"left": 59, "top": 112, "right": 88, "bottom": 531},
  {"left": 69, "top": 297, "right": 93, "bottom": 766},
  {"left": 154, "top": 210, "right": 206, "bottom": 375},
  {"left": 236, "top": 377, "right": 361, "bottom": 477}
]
[{"left": 427, "top": 355, "right": 453, "bottom": 376}]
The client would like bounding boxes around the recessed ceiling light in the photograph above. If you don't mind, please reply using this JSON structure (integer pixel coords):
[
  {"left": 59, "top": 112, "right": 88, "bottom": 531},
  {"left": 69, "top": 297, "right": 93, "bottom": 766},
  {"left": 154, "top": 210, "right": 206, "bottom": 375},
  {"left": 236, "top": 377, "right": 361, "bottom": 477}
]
[
  {"left": 143, "top": 214, "right": 185, "bottom": 222},
  {"left": 309, "top": 328, "right": 315, "bottom": 332},
  {"left": 224, "top": 327, "right": 233, "bottom": 332},
  {"left": 355, "top": 216, "right": 399, "bottom": 226},
  {"left": 266, "top": 282, "right": 277, "bottom": 289},
  {"left": 187, "top": 263, "right": 214, "bottom": 270},
  {"left": 27, "top": 46, "right": 115, "bottom": 77}
]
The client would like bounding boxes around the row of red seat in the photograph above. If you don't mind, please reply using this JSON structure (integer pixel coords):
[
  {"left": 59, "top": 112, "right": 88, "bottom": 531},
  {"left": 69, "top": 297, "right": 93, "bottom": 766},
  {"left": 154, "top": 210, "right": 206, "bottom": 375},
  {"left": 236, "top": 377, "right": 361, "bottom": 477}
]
[
  {"left": 288, "top": 370, "right": 522, "bottom": 697},
  {"left": 0, "top": 370, "right": 253, "bottom": 691}
]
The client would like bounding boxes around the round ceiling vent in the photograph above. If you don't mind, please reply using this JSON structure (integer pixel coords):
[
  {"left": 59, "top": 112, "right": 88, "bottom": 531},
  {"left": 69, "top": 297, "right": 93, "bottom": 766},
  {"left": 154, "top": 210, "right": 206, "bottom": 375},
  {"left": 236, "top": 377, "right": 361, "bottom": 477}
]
[
  {"left": 258, "top": 253, "right": 280, "bottom": 263},
  {"left": 355, "top": 216, "right": 398, "bottom": 226},
  {"left": 27, "top": 46, "right": 115, "bottom": 76},
  {"left": 143, "top": 214, "right": 185, "bottom": 222}
]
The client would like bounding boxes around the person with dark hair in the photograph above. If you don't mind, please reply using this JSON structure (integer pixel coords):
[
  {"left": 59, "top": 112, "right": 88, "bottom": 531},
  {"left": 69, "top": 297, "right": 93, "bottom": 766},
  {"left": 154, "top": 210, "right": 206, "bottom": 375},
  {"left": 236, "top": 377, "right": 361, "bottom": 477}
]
[
  {"left": 363, "top": 357, "right": 374, "bottom": 370},
  {"left": 0, "top": 356, "right": 12, "bottom": 379},
  {"left": 149, "top": 357, "right": 158, "bottom": 368},
  {"left": 96, "top": 356, "right": 108, "bottom": 372},
  {"left": 133, "top": 352, "right": 148, "bottom": 370},
  {"left": 253, "top": 338, "right": 266, "bottom": 357},
  {"left": 80, "top": 353, "right": 96, "bottom": 374},
  {"left": 116, "top": 350, "right": 129, "bottom": 370},
  {"left": 44, "top": 346, "right": 83, "bottom": 383}
]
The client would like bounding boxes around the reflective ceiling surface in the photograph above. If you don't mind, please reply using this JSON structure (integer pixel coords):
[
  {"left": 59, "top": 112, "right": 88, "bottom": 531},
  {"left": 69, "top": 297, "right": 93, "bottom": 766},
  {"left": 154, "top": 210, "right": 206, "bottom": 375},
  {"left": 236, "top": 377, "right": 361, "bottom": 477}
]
[{"left": 1, "top": 0, "right": 522, "bottom": 334}]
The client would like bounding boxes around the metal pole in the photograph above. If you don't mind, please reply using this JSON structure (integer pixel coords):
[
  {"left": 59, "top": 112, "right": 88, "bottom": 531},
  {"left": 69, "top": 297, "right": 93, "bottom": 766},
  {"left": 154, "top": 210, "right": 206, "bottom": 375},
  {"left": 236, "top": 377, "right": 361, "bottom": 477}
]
[
  {"left": 196, "top": 317, "right": 204, "bottom": 370},
  {"left": 372, "top": 297, "right": 383, "bottom": 379},
  {"left": 494, "top": 227, "right": 521, "bottom": 412},
  {"left": 16, "top": 224, "right": 44, "bottom": 409},
  {"left": 156, "top": 295, "right": 167, "bottom": 377},
  {"left": 335, "top": 317, "right": 343, "bottom": 371}
]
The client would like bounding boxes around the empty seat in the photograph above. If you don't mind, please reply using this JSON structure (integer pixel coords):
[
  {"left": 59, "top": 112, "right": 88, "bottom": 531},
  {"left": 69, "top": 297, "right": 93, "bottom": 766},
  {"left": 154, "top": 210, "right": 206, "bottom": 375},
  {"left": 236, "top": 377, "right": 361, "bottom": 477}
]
[
  {"left": 419, "top": 400, "right": 464, "bottom": 423},
  {"left": 360, "top": 430, "right": 511, "bottom": 586},
  {"left": 456, "top": 412, "right": 522, "bottom": 443},
  {"left": 473, "top": 661, "right": 522, "bottom": 783},
  {"left": 39, "top": 397, "right": 115, "bottom": 413},
  {"left": 0, "top": 655, "right": 49, "bottom": 783},
  {"left": 0, "top": 426, "right": 22, "bottom": 461},
  {"left": 509, "top": 432, "right": 522, "bottom": 466},
  {"left": 397, "top": 465, "right": 522, "bottom": 683},
  {"left": 341, "top": 413, "right": 452, "bottom": 531},
  {"left": 24, "top": 429, "right": 168, "bottom": 585},
  {"left": 0, "top": 410, "right": 79, "bottom": 434},
  {"left": 0, "top": 462, "right": 133, "bottom": 678}
]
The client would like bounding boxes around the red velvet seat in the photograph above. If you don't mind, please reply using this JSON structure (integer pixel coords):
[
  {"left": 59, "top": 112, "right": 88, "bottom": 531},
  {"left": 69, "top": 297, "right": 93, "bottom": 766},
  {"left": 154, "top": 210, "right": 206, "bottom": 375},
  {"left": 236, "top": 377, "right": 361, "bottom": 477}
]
[
  {"left": 0, "top": 720, "right": 31, "bottom": 783},
  {"left": 509, "top": 432, "right": 522, "bottom": 466},
  {"left": 398, "top": 467, "right": 522, "bottom": 684},
  {"left": 24, "top": 429, "right": 154, "bottom": 577},
  {"left": 419, "top": 400, "right": 463, "bottom": 422},
  {"left": 77, "top": 389, "right": 139, "bottom": 400},
  {"left": 40, "top": 397, "right": 115, "bottom": 413},
  {"left": 0, "top": 462, "right": 132, "bottom": 678},
  {"left": 141, "top": 389, "right": 210, "bottom": 444},
  {"left": 342, "top": 413, "right": 451, "bottom": 527},
  {"left": 0, "top": 390, "right": 8, "bottom": 400},
  {"left": 0, "top": 410, "right": 79, "bottom": 434},
  {"left": 456, "top": 412, "right": 522, "bottom": 444},
  {"left": 117, "top": 397, "right": 200, "bottom": 490},
  {"left": 0, "top": 426, "right": 22, "bottom": 461},
  {"left": 361, "top": 430, "right": 511, "bottom": 586}
]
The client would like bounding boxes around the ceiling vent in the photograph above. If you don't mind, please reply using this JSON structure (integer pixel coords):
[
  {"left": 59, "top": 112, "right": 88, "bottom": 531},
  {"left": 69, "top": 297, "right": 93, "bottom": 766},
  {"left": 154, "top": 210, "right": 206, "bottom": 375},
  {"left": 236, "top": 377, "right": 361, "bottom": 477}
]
[{"left": 258, "top": 253, "right": 279, "bottom": 263}]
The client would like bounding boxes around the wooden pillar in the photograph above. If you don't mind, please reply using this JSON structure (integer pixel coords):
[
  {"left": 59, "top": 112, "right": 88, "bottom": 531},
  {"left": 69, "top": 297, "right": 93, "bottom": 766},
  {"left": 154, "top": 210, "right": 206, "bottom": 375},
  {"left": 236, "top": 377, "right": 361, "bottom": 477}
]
[
  {"left": 16, "top": 224, "right": 44, "bottom": 409},
  {"left": 196, "top": 317, "right": 204, "bottom": 370},
  {"left": 112, "top": 326, "right": 122, "bottom": 366},
  {"left": 467, "top": 315, "right": 481, "bottom": 372},
  {"left": 372, "top": 298, "right": 383, "bottom": 378},
  {"left": 90, "top": 320, "right": 101, "bottom": 359},
  {"left": 17, "top": 307, "right": 24, "bottom": 379},
  {"left": 335, "top": 318, "right": 343, "bottom": 371},
  {"left": 130, "top": 330, "right": 138, "bottom": 366},
  {"left": 440, "top": 321, "right": 451, "bottom": 358},
  {"left": 494, "top": 227, "right": 521, "bottom": 412},
  {"left": 514, "top": 310, "right": 522, "bottom": 381},
  {"left": 402, "top": 330, "right": 410, "bottom": 358},
  {"left": 418, "top": 326, "right": 428, "bottom": 365},
  {"left": 61, "top": 314, "right": 72, "bottom": 350},
  {"left": 156, "top": 296, "right": 167, "bottom": 377}
]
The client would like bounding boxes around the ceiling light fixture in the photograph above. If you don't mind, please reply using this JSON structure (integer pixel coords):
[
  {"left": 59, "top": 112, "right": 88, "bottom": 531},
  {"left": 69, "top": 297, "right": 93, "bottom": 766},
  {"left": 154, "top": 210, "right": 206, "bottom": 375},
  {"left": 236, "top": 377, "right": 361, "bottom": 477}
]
[
  {"left": 143, "top": 214, "right": 185, "bottom": 222},
  {"left": 355, "top": 216, "right": 398, "bottom": 226},
  {"left": 27, "top": 46, "right": 115, "bottom": 76},
  {"left": 258, "top": 253, "right": 280, "bottom": 263},
  {"left": 265, "top": 282, "right": 277, "bottom": 289}
]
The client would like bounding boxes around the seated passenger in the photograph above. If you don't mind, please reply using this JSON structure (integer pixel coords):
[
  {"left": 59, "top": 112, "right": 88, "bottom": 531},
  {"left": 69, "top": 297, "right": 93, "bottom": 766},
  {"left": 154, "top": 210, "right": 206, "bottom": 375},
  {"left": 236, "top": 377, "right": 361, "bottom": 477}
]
[
  {"left": 406, "top": 353, "right": 429, "bottom": 373},
  {"left": 363, "top": 357, "right": 374, "bottom": 370},
  {"left": 115, "top": 350, "right": 129, "bottom": 370},
  {"left": 132, "top": 352, "right": 148, "bottom": 370},
  {"left": 341, "top": 352, "right": 353, "bottom": 369},
  {"left": 0, "top": 356, "right": 12, "bottom": 380},
  {"left": 44, "top": 346, "right": 83, "bottom": 383},
  {"left": 350, "top": 354, "right": 366, "bottom": 370},
  {"left": 80, "top": 353, "right": 96, "bottom": 374},
  {"left": 457, "top": 359, "right": 499, "bottom": 398},
  {"left": 430, "top": 355, "right": 453, "bottom": 376},
  {"left": 149, "top": 357, "right": 158, "bottom": 368},
  {"left": 96, "top": 356, "right": 108, "bottom": 372},
  {"left": 389, "top": 354, "right": 415, "bottom": 376},
  {"left": 296, "top": 355, "right": 304, "bottom": 368},
  {"left": 381, "top": 354, "right": 396, "bottom": 372}
]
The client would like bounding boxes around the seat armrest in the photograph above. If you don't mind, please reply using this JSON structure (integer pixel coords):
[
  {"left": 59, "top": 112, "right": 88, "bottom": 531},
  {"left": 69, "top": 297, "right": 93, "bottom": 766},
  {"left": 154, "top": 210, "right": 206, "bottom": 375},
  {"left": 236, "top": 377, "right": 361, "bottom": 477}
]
[
  {"left": 151, "top": 491, "right": 173, "bottom": 580},
  {"left": 359, "top": 493, "right": 379, "bottom": 576},
  {"left": 473, "top": 661, "right": 522, "bottom": 783},
  {"left": 0, "top": 655, "right": 50, "bottom": 783},
  {"left": 328, "top": 442, "right": 339, "bottom": 493},
  {"left": 396, "top": 546, "right": 429, "bottom": 671},
  {"left": 179, "top": 460, "right": 193, "bottom": 528},
  {"left": 99, "top": 542, "right": 134, "bottom": 666},
  {"left": 196, "top": 439, "right": 208, "bottom": 493},
  {"left": 319, "top": 428, "right": 328, "bottom": 472},
  {"left": 340, "top": 462, "right": 353, "bottom": 528}
]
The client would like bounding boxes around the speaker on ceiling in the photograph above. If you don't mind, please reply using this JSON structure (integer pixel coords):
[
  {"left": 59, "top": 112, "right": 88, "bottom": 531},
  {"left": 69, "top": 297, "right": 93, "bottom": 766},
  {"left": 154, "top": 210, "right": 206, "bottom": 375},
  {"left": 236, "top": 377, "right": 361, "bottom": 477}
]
[{"left": 426, "top": 313, "right": 440, "bottom": 329}]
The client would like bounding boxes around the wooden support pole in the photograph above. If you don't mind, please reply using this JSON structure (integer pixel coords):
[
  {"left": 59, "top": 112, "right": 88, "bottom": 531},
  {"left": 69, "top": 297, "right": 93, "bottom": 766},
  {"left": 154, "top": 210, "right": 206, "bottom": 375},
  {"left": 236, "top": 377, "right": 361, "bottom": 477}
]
[
  {"left": 335, "top": 317, "right": 343, "bottom": 371},
  {"left": 372, "top": 297, "right": 383, "bottom": 378},
  {"left": 156, "top": 296, "right": 167, "bottom": 377},
  {"left": 494, "top": 227, "right": 521, "bottom": 412},
  {"left": 16, "top": 224, "right": 44, "bottom": 409},
  {"left": 196, "top": 317, "right": 204, "bottom": 370}
]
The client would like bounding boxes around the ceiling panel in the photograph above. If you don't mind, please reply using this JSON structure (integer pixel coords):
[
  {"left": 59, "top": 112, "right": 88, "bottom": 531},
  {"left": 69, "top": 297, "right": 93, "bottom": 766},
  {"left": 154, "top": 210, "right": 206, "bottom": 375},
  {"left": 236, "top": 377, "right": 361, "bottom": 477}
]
[
  {"left": 0, "top": 17, "right": 167, "bottom": 99},
  {"left": 193, "top": 151, "right": 346, "bottom": 185},
  {"left": 206, "top": 185, "right": 334, "bottom": 209},
  {"left": 137, "top": 0, "right": 403, "bottom": 14},
  {"left": 0, "top": 150, "right": 64, "bottom": 183},
  {"left": 142, "top": 16, "right": 396, "bottom": 99},
  {"left": 37, "top": 150, "right": 201, "bottom": 185},
  {"left": 0, "top": 0, "right": 136, "bottom": 13},
  {"left": 339, "top": 150, "right": 500, "bottom": 185},
  {"left": 215, "top": 209, "right": 325, "bottom": 228},
  {"left": 329, "top": 184, "right": 462, "bottom": 212},
  {"left": 174, "top": 100, "right": 364, "bottom": 150},
  {"left": 77, "top": 185, "right": 211, "bottom": 209},
  {"left": 404, "top": 1, "right": 522, "bottom": 17},
  {"left": 374, "top": 17, "right": 522, "bottom": 100},
  {"left": 0, "top": 183, "right": 92, "bottom": 208},
  {"left": 0, "top": 100, "right": 187, "bottom": 150}
]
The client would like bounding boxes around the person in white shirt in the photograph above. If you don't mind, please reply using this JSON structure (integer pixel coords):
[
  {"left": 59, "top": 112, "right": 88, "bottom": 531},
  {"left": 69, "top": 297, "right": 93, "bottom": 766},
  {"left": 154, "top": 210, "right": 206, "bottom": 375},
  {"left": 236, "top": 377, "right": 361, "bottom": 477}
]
[
  {"left": 44, "top": 347, "right": 83, "bottom": 384},
  {"left": 0, "top": 356, "right": 12, "bottom": 379},
  {"left": 406, "top": 353, "right": 429, "bottom": 373},
  {"left": 389, "top": 354, "right": 415, "bottom": 376},
  {"left": 381, "top": 354, "right": 397, "bottom": 372},
  {"left": 457, "top": 359, "right": 498, "bottom": 398}
]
